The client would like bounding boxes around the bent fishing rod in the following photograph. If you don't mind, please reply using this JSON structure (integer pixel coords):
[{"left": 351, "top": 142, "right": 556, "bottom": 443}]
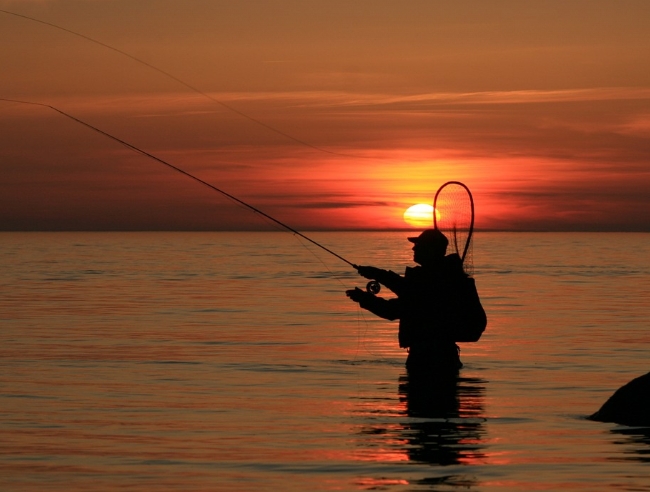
[{"left": 0, "top": 97, "right": 357, "bottom": 269}]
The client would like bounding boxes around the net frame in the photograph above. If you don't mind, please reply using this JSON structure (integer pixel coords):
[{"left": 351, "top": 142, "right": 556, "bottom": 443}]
[{"left": 433, "top": 181, "right": 475, "bottom": 276}]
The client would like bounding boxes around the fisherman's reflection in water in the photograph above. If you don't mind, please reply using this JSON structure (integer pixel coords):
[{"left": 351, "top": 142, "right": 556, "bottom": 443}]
[
  {"left": 357, "top": 375, "right": 487, "bottom": 489},
  {"left": 398, "top": 375, "right": 487, "bottom": 466}
]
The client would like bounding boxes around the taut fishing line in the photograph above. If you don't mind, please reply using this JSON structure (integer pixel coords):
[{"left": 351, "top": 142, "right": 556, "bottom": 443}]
[{"left": 0, "top": 8, "right": 370, "bottom": 160}]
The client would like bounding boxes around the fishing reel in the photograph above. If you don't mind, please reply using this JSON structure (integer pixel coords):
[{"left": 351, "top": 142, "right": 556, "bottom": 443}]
[{"left": 366, "top": 280, "right": 381, "bottom": 294}]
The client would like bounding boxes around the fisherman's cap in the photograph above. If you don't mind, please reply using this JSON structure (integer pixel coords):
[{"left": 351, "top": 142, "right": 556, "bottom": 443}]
[{"left": 408, "top": 228, "right": 448, "bottom": 245}]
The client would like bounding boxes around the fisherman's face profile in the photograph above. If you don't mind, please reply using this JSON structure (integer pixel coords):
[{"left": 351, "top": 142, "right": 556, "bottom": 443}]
[
  {"left": 412, "top": 242, "right": 445, "bottom": 266},
  {"left": 408, "top": 229, "right": 448, "bottom": 266}
]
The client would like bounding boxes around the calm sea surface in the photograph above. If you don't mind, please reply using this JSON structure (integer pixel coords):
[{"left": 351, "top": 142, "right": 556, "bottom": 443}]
[{"left": 0, "top": 231, "right": 649, "bottom": 491}]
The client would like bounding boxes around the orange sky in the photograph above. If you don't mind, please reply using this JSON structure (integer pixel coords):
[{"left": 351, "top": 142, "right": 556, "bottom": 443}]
[{"left": 1, "top": 0, "right": 649, "bottom": 231}]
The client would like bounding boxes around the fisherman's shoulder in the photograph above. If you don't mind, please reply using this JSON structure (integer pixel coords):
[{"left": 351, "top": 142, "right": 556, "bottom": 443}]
[
  {"left": 444, "top": 253, "right": 462, "bottom": 266},
  {"left": 443, "top": 253, "right": 467, "bottom": 276},
  {"left": 404, "top": 265, "right": 423, "bottom": 278}
]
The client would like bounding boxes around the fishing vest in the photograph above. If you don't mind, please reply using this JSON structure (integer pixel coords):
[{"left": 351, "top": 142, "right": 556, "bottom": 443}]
[{"left": 398, "top": 257, "right": 487, "bottom": 347}]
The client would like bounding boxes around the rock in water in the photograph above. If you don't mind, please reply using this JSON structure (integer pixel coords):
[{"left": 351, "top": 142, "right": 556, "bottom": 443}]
[{"left": 589, "top": 372, "right": 650, "bottom": 426}]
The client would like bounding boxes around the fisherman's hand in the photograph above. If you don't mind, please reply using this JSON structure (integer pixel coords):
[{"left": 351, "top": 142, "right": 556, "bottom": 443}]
[
  {"left": 355, "top": 265, "right": 384, "bottom": 280},
  {"left": 346, "top": 287, "right": 371, "bottom": 303}
]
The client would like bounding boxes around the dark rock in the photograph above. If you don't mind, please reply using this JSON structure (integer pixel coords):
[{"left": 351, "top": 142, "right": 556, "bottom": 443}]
[{"left": 589, "top": 372, "right": 650, "bottom": 426}]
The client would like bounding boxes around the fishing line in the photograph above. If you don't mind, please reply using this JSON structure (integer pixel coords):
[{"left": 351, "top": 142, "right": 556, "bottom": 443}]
[
  {"left": 260, "top": 217, "right": 381, "bottom": 368},
  {"left": 1, "top": 97, "right": 377, "bottom": 361},
  {"left": 0, "top": 10, "right": 401, "bottom": 375},
  {"left": 0, "top": 8, "right": 370, "bottom": 160},
  {"left": 2, "top": 97, "right": 389, "bottom": 373},
  {"left": 0, "top": 97, "right": 359, "bottom": 269}
]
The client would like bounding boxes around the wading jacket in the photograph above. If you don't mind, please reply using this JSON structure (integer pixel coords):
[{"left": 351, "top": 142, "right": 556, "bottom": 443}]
[{"left": 356, "top": 254, "right": 487, "bottom": 348}]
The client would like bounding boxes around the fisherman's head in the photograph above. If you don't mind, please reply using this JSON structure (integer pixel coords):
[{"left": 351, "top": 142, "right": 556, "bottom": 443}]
[{"left": 408, "top": 228, "right": 448, "bottom": 265}]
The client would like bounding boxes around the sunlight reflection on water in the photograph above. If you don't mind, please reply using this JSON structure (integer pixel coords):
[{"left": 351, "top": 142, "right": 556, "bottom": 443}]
[{"left": 0, "top": 232, "right": 649, "bottom": 491}]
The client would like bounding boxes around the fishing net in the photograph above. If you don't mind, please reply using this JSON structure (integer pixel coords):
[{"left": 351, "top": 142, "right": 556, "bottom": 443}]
[{"left": 434, "top": 181, "right": 475, "bottom": 276}]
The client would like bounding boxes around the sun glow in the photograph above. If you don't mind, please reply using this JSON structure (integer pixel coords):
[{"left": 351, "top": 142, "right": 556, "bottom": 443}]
[{"left": 403, "top": 203, "right": 435, "bottom": 228}]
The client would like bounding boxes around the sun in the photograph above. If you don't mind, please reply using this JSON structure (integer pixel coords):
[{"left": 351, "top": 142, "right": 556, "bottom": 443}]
[{"left": 403, "top": 203, "right": 435, "bottom": 228}]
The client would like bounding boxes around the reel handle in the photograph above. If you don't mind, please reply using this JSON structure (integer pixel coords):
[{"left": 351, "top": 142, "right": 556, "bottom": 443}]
[{"left": 366, "top": 280, "right": 381, "bottom": 294}]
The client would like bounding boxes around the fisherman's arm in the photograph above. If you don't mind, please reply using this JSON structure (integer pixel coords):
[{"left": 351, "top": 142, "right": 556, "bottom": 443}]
[
  {"left": 355, "top": 266, "right": 405, "bottom": 295},
  {"left": 346, "top": 287, "right": 401, "bottom": 320}
]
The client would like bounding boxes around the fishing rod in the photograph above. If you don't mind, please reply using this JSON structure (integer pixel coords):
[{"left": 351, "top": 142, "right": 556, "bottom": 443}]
[{"left": 0, "top": 97, "right": 358, "bottom": 269}]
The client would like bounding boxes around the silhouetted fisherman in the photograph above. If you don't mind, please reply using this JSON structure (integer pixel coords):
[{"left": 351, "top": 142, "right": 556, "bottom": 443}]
[{"left": 347, "top": 228, "right": 487, "bottom": 378}]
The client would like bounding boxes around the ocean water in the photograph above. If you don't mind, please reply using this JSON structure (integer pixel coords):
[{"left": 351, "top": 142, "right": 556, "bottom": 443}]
[{"left": 0, "top": 231, "right": 649, "bottom": 491}]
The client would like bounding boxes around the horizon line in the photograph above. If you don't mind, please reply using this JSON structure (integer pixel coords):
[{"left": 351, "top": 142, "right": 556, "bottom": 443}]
[{"left": 0, "top": 228, "right": 648, "bottom": 233}]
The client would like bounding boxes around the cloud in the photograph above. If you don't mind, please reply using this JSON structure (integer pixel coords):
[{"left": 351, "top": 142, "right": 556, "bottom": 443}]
[{"left": 2, "top": 75, "right": 650, "bottom": 231}]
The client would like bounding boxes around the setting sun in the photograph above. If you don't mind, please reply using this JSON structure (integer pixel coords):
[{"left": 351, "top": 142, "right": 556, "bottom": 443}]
[{"left": 403, "top": 203, "right": 435, "bottom": 228}]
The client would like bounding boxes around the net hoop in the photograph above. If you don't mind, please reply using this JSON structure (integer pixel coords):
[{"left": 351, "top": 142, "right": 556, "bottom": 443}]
[{"left": 433, "top": 181, "right": 475, "bottom": 264}]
